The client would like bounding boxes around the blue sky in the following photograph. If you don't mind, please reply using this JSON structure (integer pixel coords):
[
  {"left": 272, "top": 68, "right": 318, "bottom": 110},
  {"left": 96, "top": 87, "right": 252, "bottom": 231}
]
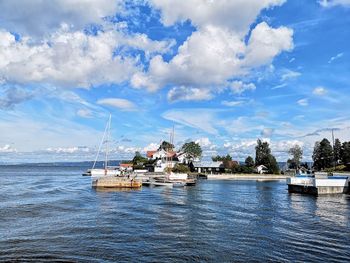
[{"left": 0, "top": 0, "right": 350, "bottom": 163}]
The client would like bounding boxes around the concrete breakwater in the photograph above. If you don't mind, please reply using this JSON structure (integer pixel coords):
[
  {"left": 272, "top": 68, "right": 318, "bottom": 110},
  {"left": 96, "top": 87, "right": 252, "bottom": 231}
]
[{"left": 206, "top": 174, "right": 289, "bottom": 180}]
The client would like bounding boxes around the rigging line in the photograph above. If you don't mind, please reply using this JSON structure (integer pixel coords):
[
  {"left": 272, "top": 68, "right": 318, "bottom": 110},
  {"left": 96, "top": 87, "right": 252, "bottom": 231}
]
[{"left": 92, "top": 114, "right": 109, "bottom": 169}]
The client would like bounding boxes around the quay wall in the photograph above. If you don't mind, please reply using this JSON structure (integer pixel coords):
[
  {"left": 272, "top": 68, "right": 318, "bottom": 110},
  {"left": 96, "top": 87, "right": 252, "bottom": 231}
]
[{"left": 206, "top": 174, "right": 289, "bottom": 180}]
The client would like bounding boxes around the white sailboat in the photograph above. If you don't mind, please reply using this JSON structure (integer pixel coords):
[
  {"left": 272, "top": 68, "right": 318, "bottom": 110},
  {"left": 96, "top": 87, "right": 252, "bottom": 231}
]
[
  {"left": 90, "top": 114, "right": 142, "bottom": 188},
  {"left": 90, "top": 114, "right": 121, "bottom": 178}
]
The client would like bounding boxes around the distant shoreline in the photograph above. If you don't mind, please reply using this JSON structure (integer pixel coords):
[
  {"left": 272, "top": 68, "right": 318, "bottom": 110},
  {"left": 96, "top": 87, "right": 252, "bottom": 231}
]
[{"left": 206, "top": 174, "right": 289, "bottom": 181}]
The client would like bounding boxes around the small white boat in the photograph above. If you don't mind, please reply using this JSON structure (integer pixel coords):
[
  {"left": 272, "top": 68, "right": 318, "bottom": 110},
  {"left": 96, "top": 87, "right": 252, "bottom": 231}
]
[
  {"left": 168, "top": 172, "right": 188, "bottom": 180},
  {"left": 90, "top": 167, "right": 121, "bottom": 177}
]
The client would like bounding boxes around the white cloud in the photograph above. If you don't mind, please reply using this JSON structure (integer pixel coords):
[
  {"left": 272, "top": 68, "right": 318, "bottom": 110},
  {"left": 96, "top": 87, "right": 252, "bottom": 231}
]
[
  {"left": 328, "top": 52, "right": 344, "bottom": 63},
  {"left": 280, "top": 69, "right": 301, "bottom": 81},
  {"left": 0, "top": 144, "right": 17, "bottom": 153},
  {"left": 229, "top": 81, "right": 256, "bottom": 94},
  {"left": 319, "top": 0, "right": 350, "bottom": 8},
  {"left": 46, "top": 146, "right": 90, "bottom": 154},
  {"left": 77, "top": 109, "right": 93, "bottom": 118},
  {"left": 132, "top": 2, "right": 293, "bottom": 100},
  {"left": 143, "top": 143, "right": 159, "bottom": 152},
  {"left": 0, "top": 87, "right": 34, "bottom": 109},
  {"left": 244, "top": 22, "right": 293, "bottom": 67},
  {"left": 297, "top": 98, "right": 308, "bottom": 106},
  {"left": 167, "top": 86, "right": 212, "bottom": 102},
  {"left": 0, "top": 0, "right": 120, "bottom": 37},
  {"left": 313, "top": 86, "right": 327, "bottom": 96},
  {"left": 97, "top": 98, "right": 136, "bottom": 111},
  {"left": 261, "top": 128, "right": 274, "bottom": 137},
  {"left": 221, "top": 100, "right": 245, "bottom": 107},
  {"left": 0, "top": 27, "right": 173, "bottom": 88},
  {"left": 195, "top": 137, "right": 212, "bottom": 148},
  {"left": 150, "top": 0, "right": 285, "bottom": 33},
  {"left": 162, "top": 109, "right": 218, "bottom": 134}
]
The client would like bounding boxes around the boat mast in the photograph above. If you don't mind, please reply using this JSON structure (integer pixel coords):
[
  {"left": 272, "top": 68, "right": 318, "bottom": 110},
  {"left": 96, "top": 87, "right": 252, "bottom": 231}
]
[
  {"left": 92, "top": 115, "right": 110, "bottom": 169},
  {"left": 105, "top": 113, "right": 112, "bottom": 172}
]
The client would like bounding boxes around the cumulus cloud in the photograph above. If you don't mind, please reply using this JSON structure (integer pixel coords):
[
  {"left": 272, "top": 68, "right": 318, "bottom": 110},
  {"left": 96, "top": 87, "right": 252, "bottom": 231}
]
[
  {"left": 46, "top": 146, "right": 90, "bottom": 154},
  {"left": 143, "top": 142, "right": 159, "bottom": 151},
  {"left": 0, "top": 0, "right": 120, "bottom": 37},
  {"left": 132, "top": 1, "right": 293, "bottom": 101},
  {"left": 149, "top": 0, "right": 285, "bottom": 33},
  {"left": 195, "top": 137, "right": 212, "bottom": 148},
  {"left": 167, "top": 86, "right": 212, "bottom": 102},
  {"left": 97, "top": 98, "right": 136, "bottom": 111},
  {"left": 0, "top": 26, "right": 173, "bottom": 89},
  {"left": 229, "top": 81, "right": 256, "bottom": 94},
  {"left": 0, "top": 144, "right": 17, "bottom": 153},
  {"left": 243, "top": 22, "right": 293, "bottom": 67},
  {"left": 313, "top": 86, "right": 327, "bottom": 96}
]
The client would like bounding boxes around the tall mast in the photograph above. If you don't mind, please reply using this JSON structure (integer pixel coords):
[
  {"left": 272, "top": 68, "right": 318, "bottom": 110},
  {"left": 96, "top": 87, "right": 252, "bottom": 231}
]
[
  {"left": 105, "top": 113, "right": 111, "bottom": 171},
  {"left": 332, "top": 128, "right": 335, "bottom": 169},
  {"left": 92, "top": 115, "right": 109, "bottom": 169}
]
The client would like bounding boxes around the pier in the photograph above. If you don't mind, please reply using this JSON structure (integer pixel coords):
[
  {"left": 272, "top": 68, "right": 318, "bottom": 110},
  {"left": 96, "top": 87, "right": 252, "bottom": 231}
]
[{"left": 287, "top": 174, "right": 349, "bottom": 195}]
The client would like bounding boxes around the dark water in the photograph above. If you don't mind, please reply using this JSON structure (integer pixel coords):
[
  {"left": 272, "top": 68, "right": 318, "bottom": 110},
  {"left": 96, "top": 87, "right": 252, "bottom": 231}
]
[{"left": 1, "top": 166, "right": 350, "bottom": 262}]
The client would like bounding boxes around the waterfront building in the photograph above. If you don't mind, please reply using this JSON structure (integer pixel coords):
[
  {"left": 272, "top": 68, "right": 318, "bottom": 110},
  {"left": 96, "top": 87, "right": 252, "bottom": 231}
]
[{"left": 192, "top": 161, "right": 225, "bottom": 174}]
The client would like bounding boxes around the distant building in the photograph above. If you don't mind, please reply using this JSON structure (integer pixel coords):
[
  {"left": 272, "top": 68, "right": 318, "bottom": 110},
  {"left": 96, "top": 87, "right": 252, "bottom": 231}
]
[
  {"left": 192, "top": 161, "right": 225, "bottom": 174},
  {"left": 256, "top": 165, "right": 268, "bottom": 174},
  {"left": 120, "top": 163, "right": 133, "bottom": 172},
  {"left": 146, "top": 149, "right": 178, "bottom": 172}
]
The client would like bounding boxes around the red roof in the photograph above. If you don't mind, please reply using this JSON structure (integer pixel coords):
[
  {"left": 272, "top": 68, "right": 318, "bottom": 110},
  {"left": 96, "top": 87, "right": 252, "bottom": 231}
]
[
  {"left": 146, "top": 150, "right": 157, "bottom": 158},
  {"left": 166, "top": 151, "right": 176, "bottom": 157},
  {"left": 120, "top": 163, "right": 133, "bottom": 168}
]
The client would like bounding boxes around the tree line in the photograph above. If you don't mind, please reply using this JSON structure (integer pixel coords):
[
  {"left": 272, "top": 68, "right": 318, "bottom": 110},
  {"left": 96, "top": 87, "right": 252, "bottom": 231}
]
[{"left": 312, "top": 138, "right": 350, "bottom": 171}]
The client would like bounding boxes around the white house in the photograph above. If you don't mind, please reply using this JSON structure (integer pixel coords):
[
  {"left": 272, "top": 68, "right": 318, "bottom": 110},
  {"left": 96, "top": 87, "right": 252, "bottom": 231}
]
[
  {"left": 256, "top": 165, "right": 268, "bottom": 174},
  {"left": 146, "top": 149, "right": 178, "bottom": 172}
]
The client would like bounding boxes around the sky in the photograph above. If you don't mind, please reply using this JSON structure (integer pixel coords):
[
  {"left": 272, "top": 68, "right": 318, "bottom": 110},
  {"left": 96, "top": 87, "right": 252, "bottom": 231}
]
[{"left": 0, "top": 0, "right": 350, "bottom": 163}]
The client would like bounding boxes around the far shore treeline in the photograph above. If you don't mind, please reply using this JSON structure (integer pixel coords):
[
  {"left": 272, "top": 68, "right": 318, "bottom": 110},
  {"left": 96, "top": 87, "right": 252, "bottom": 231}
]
[{"left": 125, "top": 137, "right": 350, "bottom": 174}]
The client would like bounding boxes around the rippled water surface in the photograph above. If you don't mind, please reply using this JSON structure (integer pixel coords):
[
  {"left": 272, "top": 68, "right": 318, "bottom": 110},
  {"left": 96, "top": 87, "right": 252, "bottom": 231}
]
[{"left": 1, "top": 165, "right": 350, "bottom": 262}]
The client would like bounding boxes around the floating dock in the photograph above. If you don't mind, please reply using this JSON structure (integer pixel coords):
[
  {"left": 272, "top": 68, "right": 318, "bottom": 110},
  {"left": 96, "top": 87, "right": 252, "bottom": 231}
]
[
  {"left": 287, "top": 174, "right": 349, "bottom": 195},
  {"left": 92, "top": 176, "right": 142, "bottom": 188}
]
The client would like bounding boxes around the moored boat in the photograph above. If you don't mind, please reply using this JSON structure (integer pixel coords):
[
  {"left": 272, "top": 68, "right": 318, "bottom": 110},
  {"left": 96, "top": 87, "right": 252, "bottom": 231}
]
[{"left": 90, "top": 114, "right": 141, "bottom": 189}]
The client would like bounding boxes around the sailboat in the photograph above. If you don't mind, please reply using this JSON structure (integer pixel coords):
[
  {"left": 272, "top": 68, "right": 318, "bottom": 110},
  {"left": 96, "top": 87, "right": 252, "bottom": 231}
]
[
  {"left": 88, "top": 114, "right": 121, "bottom": 177},
  {"left": 90, "top": 114, "right": 142, "bottom": 188}
]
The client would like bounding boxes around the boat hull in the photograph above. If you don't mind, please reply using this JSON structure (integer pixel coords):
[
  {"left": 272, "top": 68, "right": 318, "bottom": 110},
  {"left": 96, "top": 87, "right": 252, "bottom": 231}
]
[{"left": 90, "top": 169, "right": 121, "bottom": 177}]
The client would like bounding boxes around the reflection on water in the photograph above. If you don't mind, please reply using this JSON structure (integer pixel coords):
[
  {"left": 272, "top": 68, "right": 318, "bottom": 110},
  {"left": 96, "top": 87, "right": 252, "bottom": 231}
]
[{"left": 0, "top": 166, "right": 349, "bottom": 262}]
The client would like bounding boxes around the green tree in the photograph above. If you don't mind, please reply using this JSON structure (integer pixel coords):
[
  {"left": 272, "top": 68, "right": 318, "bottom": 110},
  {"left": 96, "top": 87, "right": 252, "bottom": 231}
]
[
  {"left": 180, "top": 141, "right": 202, "bottom": 160},
  {"left": 212, "top": 154, "right": 232, "bottom": 161},
  {"left": 267, "top": 154, "right": 280, "bottom": 174},
  {"left": 255, "top": 139, "right": 271, "bottom": 166},
  {"left": 159, "top": 141, "right": 174, "bottom": 151},
  {"left": 245, "top": 156, "right": 255, "bottom": 167},
  {"left": 312, "top": 138, "right": 333, "bottom": 170},
  {"left": 334, "top": 138, "right": 342, "bottom": 164},
  {"left": 341, "top": 141, "right": 350, "bottom": 169},
  {"left": 132, "top": 151, "right": 148, "bottom": 166},
  {"left": 288, "top": 144, "right": 303, "bottom": 168},
  {"left": 255, "top": 139, "right": 279, "bottom": 174},
  {"left": 172, "top": 163, "right": 190, "bottom": 173}
]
